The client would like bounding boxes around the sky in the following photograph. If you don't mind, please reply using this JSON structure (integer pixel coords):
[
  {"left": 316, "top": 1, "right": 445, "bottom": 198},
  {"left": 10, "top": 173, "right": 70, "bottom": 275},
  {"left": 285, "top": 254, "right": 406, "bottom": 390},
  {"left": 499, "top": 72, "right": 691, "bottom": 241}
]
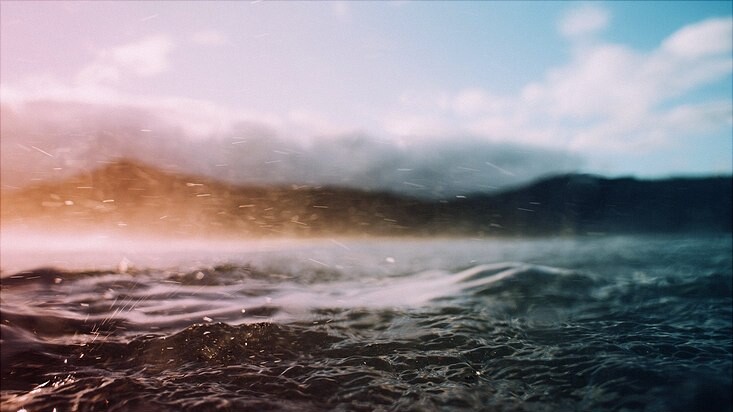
[{"left": 1, "top": 1, "right": 731, "bottom": 197}]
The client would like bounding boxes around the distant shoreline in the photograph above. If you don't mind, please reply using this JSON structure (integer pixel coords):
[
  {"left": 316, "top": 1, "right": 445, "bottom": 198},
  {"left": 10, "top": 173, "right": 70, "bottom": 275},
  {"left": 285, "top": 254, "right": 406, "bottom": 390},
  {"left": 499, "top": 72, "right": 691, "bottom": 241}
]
[{"left": 2, "top": 160, "right": 731, "bottom": 237}]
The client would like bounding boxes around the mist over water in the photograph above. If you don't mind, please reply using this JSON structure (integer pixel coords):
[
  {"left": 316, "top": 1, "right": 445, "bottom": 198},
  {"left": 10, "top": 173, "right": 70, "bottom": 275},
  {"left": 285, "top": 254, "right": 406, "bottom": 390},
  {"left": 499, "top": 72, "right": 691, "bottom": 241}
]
[{"left": 2, "top": 235, "right": 731, "bottom": 411}]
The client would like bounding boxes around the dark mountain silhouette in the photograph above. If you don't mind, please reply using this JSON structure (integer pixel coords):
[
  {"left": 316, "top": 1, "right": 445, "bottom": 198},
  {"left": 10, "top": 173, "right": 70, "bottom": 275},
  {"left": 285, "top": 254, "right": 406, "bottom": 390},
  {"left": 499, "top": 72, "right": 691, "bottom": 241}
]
[
  {"left": 442, "top": 174, "right": 732, "bottom": 235},
  {"left": 1, "top": 160, "right": 730, "bottom": 236}
]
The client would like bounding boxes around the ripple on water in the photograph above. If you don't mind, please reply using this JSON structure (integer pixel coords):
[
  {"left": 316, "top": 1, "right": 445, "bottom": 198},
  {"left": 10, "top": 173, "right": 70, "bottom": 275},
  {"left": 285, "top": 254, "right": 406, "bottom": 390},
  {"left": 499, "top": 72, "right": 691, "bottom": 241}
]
[{"left": 2, "top": 236, "right": 731, "bottom": 411}]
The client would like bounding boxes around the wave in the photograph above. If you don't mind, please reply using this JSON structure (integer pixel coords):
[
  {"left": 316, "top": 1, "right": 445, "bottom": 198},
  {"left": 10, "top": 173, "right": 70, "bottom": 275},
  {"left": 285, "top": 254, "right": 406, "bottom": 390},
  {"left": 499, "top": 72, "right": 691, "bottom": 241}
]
[
  {"left": 1, "top": 262, "right": 595, "bottom": 326},
  {"left": 2, "top": 261, "right": 729, "bottom": 335},
  {"left": 2, "top": 247, "right": 731, "bottom": 411}
]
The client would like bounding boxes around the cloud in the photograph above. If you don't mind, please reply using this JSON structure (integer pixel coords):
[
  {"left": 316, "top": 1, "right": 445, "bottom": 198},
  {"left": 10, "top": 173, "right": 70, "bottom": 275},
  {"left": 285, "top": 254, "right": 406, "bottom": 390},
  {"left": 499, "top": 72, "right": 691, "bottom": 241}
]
[
  {"left": 191, "top": 30, "right": 228, "bottom": 47},
  {"left": 111, "top": 35, "right": 173, "bottom": 76},
  {"left": 540, "top": 18, "right": 732, "bottom": 152},
  {"left": 0, "top": 100, "right": 582, "bottom": 197},
  {"left": 286, "top": 109, "right": 357, "bottom": 139},
  {"left": 558, "top": 5, "right": 610, "bottom": 38},
  {"left": 662, "top": 17, "right": 733, "bottom": 59},
  {"left": 76, "top": 35, "right": 174, "bottom": 86},
  {"left": 386, "top": 16, "right": 732, "bottom": 163},
  {"left": 2, "top": 17, "right": 730, "bottom": 195},
  {"left": 452, "top": 89, "right": 503, "bottom": 117}
]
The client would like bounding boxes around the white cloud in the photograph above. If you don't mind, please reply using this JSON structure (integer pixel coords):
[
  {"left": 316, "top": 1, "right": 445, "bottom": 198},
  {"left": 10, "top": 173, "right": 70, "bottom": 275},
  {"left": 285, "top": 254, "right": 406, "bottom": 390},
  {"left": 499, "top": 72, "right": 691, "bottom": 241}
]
[
  {"left": 452, "top": 89, "right": 503, "bottom": 117},
  {"left": 2, "top": 15, "right": 731, "bottom": 193},
  {"left": 662, "top": 17, "right": 733, "bottom": 59},
  {"left": 108, "top": 35, "right": 174, "bottom": 76},
  {"left": 75, "top": 62, "right": 122, "bottom": 85},
  {"left": 569, "top": 100, "right": 732, "bottom": 153},
  {"left": 1, "top": 80, "right": 280, "bottom": 139},
  {"left": 76, "top": 35, "right": 174, "bottom": 86},
  {"left": 383, "top": 112, "right": 453, "bottom": 138},
  {"left": 544, "top": 18, "right": 730, "bottom": 149},
  {"left": 559, "top": 5, "right": 610, "bottom": 38},
  {"left": 285, "top": 109, "right": 359, "bottom": 141},
  {"left": 385, "top": 16, "right": 732, "bottom": 161},
  {"left": 530, "top": 44, "right": 649, "bottom": 119},
  {"left": 191, "top": 30, "right": 228, "bottom": 47},
  {"left": 1, "top": 98, "right": 582, "bottom": 197}
]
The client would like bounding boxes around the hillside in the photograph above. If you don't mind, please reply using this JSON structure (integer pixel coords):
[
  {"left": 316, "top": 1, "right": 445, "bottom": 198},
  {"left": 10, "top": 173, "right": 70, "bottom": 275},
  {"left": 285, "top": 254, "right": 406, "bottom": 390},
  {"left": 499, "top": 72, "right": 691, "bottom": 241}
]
[
  {"left": 444, "top": 174, "right": 733, "bottom": 235},
  {"left": 1, "top": 160, "right": 730, "bottom": 237},
  {"left": 0, "top": 160, "right": 430, "bottom": 236}
]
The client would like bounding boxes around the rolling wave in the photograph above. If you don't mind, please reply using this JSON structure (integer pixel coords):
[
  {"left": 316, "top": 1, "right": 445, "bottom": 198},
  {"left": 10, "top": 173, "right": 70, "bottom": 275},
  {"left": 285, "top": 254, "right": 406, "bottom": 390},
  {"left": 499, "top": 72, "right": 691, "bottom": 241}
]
[{"left": 2, "top": 237, "right": 731, "bottom": 411}]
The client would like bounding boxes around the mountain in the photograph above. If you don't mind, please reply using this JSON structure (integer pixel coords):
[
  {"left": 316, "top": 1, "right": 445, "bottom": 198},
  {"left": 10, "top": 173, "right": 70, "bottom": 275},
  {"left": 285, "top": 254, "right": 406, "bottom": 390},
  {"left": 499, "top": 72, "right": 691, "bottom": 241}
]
[
  {"left": 443, "top": 174, "right": 732, "bottom": 235},
  {"left": 0, "top": 160, "right": 429, "bottom": 237},
  {"left": 1, "top": 160, "right": 730, "bottom": 237}
]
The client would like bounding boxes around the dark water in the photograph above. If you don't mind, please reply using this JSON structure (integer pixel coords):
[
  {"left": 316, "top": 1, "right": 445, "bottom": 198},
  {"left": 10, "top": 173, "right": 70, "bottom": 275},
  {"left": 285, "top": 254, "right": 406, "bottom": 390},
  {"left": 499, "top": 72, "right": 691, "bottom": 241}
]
[{"left": 1, "top": 235, "right": 731, "bottom": 411}]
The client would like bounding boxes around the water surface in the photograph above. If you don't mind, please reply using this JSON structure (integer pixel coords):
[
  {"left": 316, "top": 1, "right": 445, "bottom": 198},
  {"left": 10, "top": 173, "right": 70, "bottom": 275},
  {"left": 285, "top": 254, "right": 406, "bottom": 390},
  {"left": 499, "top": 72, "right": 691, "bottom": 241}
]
[{"left": 2, "top": 235, "right": 731, "bottom": 411}]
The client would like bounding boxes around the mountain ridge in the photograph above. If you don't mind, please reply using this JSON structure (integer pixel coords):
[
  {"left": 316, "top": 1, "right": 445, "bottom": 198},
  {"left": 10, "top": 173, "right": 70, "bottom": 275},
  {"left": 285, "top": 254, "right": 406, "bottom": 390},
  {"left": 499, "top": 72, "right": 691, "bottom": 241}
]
[{"left": 2, "top": 159, "right": 730, "bottom": 237}]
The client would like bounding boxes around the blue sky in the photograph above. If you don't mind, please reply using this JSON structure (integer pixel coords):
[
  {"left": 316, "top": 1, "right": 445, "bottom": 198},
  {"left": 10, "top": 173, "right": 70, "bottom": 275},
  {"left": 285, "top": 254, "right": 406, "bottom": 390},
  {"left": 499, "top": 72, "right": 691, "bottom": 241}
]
[{"left": 1, "top": 1, "right": 731, "bottom": 195}]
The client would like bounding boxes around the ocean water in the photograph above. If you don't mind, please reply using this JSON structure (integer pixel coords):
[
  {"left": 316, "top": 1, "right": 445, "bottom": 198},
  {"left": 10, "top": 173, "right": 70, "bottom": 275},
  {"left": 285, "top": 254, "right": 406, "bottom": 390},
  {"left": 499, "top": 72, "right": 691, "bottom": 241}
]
[{"left": 1, "top": 235, "right": 731, "bottom": 411}]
